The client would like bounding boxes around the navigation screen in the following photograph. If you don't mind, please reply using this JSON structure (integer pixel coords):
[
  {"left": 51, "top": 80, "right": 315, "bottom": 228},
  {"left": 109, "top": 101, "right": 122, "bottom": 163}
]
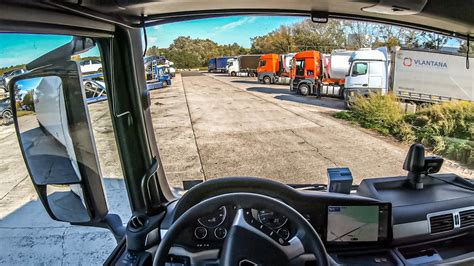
[{"left": 327, "top": 205, "right": 381, "bottom": 242}]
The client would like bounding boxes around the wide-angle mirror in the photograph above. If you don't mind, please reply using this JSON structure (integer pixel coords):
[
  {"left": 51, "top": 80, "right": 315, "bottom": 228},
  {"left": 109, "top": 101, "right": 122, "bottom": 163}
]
[{"left": 14, "top": 76, "right": 81, "bottom": 184}]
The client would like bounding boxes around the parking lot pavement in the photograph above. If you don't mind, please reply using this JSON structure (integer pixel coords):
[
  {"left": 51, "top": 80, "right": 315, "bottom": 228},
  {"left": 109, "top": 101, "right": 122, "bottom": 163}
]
[{"left": 154, "top": 72, "right": 471, "bottom": 186}]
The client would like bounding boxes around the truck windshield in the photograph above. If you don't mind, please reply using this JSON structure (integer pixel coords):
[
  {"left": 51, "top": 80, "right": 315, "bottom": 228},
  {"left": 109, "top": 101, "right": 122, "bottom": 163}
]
[
  {"left": 352, "top": 62, "right": 368, "bottom": 76},
  {"left": 143, "top": 16, "right": 472, "bottom": 191}
]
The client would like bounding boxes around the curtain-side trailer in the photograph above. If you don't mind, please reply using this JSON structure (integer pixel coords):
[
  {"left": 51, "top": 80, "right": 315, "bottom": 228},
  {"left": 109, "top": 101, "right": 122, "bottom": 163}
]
[
  {"left": 227, "top": 55, "right": 261, "bottom": 77},
  {"left": 344, "top": 47, "right": 474, "bottom": 104}
]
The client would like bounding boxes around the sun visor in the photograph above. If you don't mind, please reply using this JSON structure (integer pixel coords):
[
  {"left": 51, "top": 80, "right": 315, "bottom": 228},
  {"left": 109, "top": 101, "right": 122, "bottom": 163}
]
[{"left": 362, "top": 0, "right": 428, "bottom": 16}]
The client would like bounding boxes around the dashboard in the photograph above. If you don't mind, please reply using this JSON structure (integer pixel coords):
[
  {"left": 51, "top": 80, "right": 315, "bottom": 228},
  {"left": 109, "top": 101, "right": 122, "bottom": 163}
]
[{"left": 158, "top": 175, "right": 474, "bottom": 265}]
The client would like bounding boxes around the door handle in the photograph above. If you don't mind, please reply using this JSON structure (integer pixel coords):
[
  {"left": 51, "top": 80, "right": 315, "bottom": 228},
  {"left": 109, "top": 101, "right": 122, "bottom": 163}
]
[{"left": 362, "top": 84, "right": 368, "bottom": 87}]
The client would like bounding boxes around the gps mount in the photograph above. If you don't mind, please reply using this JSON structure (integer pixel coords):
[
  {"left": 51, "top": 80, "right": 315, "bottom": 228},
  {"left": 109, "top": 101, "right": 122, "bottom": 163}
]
[{"left": 403, "top": 144, "right": 444, "bottom": 190}]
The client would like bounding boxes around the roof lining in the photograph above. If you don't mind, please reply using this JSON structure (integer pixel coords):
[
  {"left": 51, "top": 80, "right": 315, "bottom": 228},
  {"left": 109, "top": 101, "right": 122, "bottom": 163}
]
[{"left": 40, "top": 2, "right": 472, "bottom": 40}]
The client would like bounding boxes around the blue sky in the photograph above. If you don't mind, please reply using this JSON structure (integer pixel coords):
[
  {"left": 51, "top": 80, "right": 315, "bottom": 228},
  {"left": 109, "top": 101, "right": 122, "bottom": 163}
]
[
  {"left": 147, "top": 16, "right": 304, "bottom": 48},
  {"left": 0, "top": 16, "right": 463, "bottom": 68},
  {"left": 0, "top": 16, "right": 302, "bottom": 68}
]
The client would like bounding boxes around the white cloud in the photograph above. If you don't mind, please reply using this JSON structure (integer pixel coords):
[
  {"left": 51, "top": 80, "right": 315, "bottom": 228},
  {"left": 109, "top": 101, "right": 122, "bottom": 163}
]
[
  {"left": 148, "top": 36, "right": 158, "bottom": 45},
  {"left": 214, "top": 17, "right": 257, "bottom": 32}
]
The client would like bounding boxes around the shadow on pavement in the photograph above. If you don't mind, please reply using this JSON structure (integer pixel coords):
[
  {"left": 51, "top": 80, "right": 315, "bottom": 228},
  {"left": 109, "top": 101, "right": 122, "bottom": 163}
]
[
  {"left": 245, "top": 86, "right": 345, "bottom": 110},
  {"left": 247, "top": 87, "right": 292, "bottom": 95},
  {"left": 180, "top": 71, "right": 204, "bottom": 77},
  {"left": 231, "top": 80, "right": 260, "bottom": 85},
  {"left": 274, "top": 95, "right": 346, "bottom": 110},
  {"left": 0, "top": 178, "right": 130, "bottom": 265}
]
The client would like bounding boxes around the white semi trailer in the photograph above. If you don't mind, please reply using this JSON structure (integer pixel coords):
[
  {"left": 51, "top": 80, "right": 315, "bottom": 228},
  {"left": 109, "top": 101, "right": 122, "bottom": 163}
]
[{"left": 344, "top": 47, "right": 474, "bottom": 104}]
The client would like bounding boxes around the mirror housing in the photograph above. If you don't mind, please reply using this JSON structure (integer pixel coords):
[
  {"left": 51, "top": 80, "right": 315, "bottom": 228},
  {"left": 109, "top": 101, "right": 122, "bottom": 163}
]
[{"left": 8, "top": 40, "right": 124, "bottom": 239}]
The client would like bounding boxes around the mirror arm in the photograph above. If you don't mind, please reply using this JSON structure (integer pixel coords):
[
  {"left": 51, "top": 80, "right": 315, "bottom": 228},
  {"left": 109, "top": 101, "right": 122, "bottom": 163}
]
[
  {"left": 72, "top": 213, "right": 125, "bottom": 243},
  {"left": 26, "top": 37, "right": 95, "bottom": 70}
]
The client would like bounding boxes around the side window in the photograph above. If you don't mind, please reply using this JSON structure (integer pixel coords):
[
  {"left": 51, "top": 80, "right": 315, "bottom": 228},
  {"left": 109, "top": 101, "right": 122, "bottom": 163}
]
[
  {"left": 259, "top": 60, "right": 266, "bottom": 67},
  {"left": 352, "top": 62, "right": 368, "bottom": 76},
  {"left": 295, "top": 59, "right": 305, "bottom": 76}
]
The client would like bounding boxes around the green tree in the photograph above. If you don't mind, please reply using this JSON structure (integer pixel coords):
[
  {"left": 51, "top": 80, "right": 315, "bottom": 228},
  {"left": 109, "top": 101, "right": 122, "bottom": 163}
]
[
  {"left": 22, "top": 90, "right": 35, "bottom": 111},
  {"left": 418, "top": 32, "right": 450, "bottom": 50},
  {"left": 164, "top": 36, "right": 247, "bottom": 68},
  {"left": 146, "top": 45, "right": 161, "bottom": 56}
]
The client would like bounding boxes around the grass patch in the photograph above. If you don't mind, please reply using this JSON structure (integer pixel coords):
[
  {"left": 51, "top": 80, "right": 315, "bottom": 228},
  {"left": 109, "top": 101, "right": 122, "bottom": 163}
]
[
  {"left": 16, "top": 110, "right": 34, "bottom": 117},
  {"left": 335, "top": 93, "right": 474, "bottom": 167},
  {"left": 333, "top": 111, "right": 354, "bottom": 121}
]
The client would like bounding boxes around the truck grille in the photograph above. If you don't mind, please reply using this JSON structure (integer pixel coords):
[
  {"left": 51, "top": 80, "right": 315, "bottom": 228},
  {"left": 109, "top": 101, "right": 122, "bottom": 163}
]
[
  {"left": 429, "top": 214, "right": 454, "bottom": 234},
  {"left": 460, "top": 209, "right": 474, "bottom": 228}
]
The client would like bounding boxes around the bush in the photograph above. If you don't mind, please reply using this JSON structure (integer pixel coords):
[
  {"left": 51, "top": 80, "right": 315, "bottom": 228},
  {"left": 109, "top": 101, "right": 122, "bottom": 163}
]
[
  {"left": 350, "top": 93, "right": 404, "bottom": 135},
  {"left": 405, "top": 101, "right": 474, "bottom": 144},
  {"left": 334, "top": 95, "right": 474, "bottom": 167}
]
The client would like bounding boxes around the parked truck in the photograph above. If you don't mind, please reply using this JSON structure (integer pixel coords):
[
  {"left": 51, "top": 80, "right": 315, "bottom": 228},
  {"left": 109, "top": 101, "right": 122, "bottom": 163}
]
[
  {"left": 257, "top": 53, "right": 295, "bottom": 84},
  {"left": 344, "top": 47, "right": 474, "bottom": 104},
  {"left": 289, "top": 50, "right": 352, "bottom": 97},
  {"left": 208, "top": 57, "right": 231, "bottom": 73},
  {"left": 227, "top": 55, "right": 261, "bottom": 77},
  {"left": 145, "top": 63, "right": 172, "bottom": 89}
]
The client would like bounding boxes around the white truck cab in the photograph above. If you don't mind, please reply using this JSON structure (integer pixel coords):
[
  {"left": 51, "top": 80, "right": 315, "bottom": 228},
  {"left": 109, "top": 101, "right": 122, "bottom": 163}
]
[
  {"left": 226, "top": 57, "right": 239, "bottom": 76},
  {"left": 344, "top": 48, "right": 389, "bottom": 97}
]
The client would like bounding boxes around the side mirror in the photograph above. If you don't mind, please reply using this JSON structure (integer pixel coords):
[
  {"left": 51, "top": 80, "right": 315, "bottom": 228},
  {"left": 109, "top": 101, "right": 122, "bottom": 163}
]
[{"left": 8, "top": 58, "right": 123, "bottom": 237}]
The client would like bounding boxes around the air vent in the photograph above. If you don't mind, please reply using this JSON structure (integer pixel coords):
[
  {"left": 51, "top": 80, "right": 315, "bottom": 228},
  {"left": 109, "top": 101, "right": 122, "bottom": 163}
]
[
  {"left": 429, "top": 214, "right": 454, "bottom": 234},
  {"left": 460, "top": 209, "right": 474, "bottom": 228},
  {"left": 129, "top": 215, "right": 148, "bottom": 231}
]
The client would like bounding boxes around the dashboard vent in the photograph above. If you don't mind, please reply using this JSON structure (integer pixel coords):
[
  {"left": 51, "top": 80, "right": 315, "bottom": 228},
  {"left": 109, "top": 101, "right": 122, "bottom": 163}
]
[
  {"left": 129, "top": 215, "right": 148, "bottom": 231},
  {"left": 460, "top": 209, "right": 474, "bottom": 228},
  {"left": 429, "top": 213, "right": 454, "bottom": 234}
]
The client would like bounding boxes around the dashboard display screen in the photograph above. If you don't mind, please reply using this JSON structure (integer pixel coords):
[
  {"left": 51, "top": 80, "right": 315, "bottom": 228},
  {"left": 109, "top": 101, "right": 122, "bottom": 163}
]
[{"left": 326, "top": 204, "right": 390, "bottom": 243}]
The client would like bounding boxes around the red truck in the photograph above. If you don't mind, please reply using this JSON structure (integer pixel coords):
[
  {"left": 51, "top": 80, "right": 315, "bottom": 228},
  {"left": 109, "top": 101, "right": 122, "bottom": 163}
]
[
  {"left": 257, "top": 53, "right": 295, "bottom": 84},
  {"left": 289, "top": 50, "right": 351, "bottom": 98}
]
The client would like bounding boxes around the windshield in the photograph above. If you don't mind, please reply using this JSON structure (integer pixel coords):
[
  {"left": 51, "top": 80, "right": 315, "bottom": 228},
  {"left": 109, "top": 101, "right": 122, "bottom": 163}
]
[{"left": 145, "top": 16, "right": 473, "bottom": 191}]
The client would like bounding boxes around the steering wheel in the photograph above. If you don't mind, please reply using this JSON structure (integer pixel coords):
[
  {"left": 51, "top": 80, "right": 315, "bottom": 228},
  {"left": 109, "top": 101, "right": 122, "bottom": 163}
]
[{"left": 154, "top": 192, "right": 329, "bottom": 266}]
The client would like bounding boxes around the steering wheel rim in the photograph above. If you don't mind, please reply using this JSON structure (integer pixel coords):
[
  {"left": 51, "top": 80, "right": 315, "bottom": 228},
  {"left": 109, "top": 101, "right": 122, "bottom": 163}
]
[{"left": 154, "top": 192, "right": 329, "bottom": 266}]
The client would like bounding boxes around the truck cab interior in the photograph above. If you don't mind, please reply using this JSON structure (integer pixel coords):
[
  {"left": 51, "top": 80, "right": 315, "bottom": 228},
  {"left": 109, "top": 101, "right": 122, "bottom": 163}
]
[{"left": 1, "top": 0, "right": 473, "bottom": 265}]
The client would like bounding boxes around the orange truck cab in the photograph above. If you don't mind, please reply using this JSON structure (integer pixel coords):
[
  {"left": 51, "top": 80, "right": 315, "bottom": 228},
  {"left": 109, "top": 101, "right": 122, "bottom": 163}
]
[
  {"left": 257, "top": 53, "right": 294, "bottom": 84},
  {"left": 290, "top": 50, "right": 346, "bottom": 98},
  {"left": 257, "top": 54, "right": 279, "bottom": 84}
]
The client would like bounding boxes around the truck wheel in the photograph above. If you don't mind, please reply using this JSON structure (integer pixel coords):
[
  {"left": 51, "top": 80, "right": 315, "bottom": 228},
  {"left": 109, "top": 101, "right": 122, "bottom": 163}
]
[
  {"left": 263, "top": 76, "right": 271, "bottom": 84},
  {"left": 162, "top": 81, "right": 168, "bottom": 87},
  {"left": 2, "top": 109, "right": 12, "bottom": 125},
  {"left": 298, "top": 84, "right": 310, "bottom": 96},
  {"left": 249, "top": 72, "right": 255, "bottom": 77},
  {"left": 231, "top": 71, "right": 236, "bottom": 77}
]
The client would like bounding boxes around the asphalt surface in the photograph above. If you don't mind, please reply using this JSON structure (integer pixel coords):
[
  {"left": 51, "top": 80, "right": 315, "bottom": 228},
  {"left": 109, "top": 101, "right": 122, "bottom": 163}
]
[
  {"left": 155, "top": 72, "right": 471, "bottom": 187},
  {"left": 0, "top": 72, "right": 472, "bottom": 265}
]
